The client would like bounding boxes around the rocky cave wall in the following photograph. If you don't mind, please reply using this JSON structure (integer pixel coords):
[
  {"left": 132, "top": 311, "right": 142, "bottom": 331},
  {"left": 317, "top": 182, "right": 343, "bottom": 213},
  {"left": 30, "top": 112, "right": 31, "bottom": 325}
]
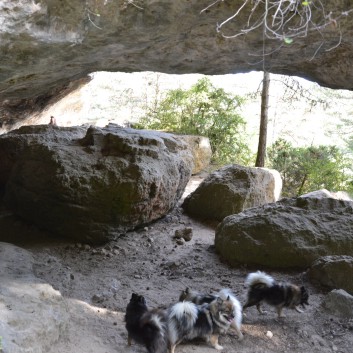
[{"left": 1, "top": 0, "right": 353, "bottom": 127}]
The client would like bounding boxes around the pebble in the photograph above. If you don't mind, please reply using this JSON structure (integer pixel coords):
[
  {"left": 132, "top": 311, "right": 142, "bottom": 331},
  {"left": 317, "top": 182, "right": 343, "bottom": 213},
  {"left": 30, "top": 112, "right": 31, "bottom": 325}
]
[
  {"left": 174, "top": 227, "right": 193, "bottom": 241},
  {"left": 266, "top": 331, "right": 273, "bottom": 338},
  {"left": 91, "top": 294, "right": 104, "bottom": 303},
  {"left": 176, "top": 238, "right": 185, "bottom": 245},
  {"left": 47, "top": 256, "right": 57, "bottom": 263},
  {"left": 165, "top": 260, "right": 180, "bottom": 269},
  {"left": 174, "top": 229, "right": 183, "bottom": 239},
  {"left": 182, "top": 227, "right": 193, "bottom": 241}
]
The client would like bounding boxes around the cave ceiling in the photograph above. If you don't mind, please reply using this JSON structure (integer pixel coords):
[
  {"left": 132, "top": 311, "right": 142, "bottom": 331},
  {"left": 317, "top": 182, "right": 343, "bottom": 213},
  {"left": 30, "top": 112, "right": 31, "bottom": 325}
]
[{"left": 1, "top": 0, "right": 353, "bottom": 123}]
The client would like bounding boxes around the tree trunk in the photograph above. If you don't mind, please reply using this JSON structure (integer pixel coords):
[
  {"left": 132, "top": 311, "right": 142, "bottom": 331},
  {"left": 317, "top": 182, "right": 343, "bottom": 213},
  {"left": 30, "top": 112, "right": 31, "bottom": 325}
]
[{"left": 255, "top": 71, "right": 270, "bottom": 167}]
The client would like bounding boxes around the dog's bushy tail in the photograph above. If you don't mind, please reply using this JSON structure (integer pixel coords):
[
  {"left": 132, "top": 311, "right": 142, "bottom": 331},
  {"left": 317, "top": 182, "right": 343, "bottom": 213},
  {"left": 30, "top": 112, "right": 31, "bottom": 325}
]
[
  {"left": 218, "top": 288, "right": 238, "bottom": 302},
  {"left": 245, "top": 271, "right": 274, "bottom": 288},
  {"left": 169, "top": 301, "right": 198, "bottom": 327},
  {"left": 218, "top": 289, "right": 241, "bottom": 314},
  {"left": 168, "top": 301, "right": 198, "bottom": 345},
  {"left": 141, "top": 312, "right": 168, "bottom": 353}
]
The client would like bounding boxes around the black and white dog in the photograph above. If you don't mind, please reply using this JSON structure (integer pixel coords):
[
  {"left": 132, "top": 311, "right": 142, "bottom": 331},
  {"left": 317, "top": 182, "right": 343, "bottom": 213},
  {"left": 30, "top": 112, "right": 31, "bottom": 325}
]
[
  {"left": 168, "top": 295, "right": 236, "bottom": 352},
  {"left": 243, "top": 271, "right": 309, "bottom": 318},
  {"left": 179, "top": 287, "right": 243, "bottom": 340}
]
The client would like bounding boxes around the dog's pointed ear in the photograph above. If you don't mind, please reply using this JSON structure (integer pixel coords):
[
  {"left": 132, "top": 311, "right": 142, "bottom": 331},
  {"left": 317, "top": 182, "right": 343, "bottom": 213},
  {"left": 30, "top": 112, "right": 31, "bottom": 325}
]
[
  {"left": 300, "top": 286, "right": 308, "bottom": 295},
  {"left": 137, "top": 295, "right": 146, "bottom": 304},
  {"left": 227, "top": 295, "right": 230, "bottom": 301},
  {"left": 179, "top": 288, "right": 188, "bottom": 301},
  {"left": 131, "top": 293, "right": 137, "bottom": 300},
  {"left": 300, "top": 286, "right": 309, "bottom": 305}
]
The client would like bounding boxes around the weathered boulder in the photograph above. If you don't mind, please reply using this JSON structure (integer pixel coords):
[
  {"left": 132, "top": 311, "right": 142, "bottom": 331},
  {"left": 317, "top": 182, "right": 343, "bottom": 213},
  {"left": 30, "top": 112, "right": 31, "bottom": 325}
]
[
  {"left": 0, "top": 124, "right": 88, "bottom": 190},
  {"left": 1, "top": 124, "right": 193, "bottom": 243},
  {"left": 215, "top": 190, "right": 353, "bottom": 269},
  {"left": 308, "top": 255, "right": 353, "bottom": 295},
  {"left": 322, "top": 289, "right": 353, "bottom": 318},
  {"left": 182, "top": 164, "right": 282, "bottom": 221},
  {"left": 0, "top": 242, "right": 68, "bottom": 353}
]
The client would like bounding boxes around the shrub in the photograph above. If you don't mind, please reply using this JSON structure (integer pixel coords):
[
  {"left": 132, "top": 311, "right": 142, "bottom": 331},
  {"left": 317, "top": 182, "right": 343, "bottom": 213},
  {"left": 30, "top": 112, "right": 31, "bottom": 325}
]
[
  {"left": 134, "top": 78, "right": 253, "bottom": 166},
  {"left": 268, "top": 138, "right": 353, "bottom": 197}
]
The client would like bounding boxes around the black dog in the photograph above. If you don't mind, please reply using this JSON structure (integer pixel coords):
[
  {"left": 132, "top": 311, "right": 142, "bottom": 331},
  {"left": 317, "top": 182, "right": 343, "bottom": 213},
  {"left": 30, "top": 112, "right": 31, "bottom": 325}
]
[{"left": 125, "top": 293, "right": 168, "bottom": 353}]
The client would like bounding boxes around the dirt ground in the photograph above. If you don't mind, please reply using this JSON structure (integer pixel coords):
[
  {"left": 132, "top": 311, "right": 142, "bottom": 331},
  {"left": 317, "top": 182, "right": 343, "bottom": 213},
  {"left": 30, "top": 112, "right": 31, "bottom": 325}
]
[{"left": 5, "top": 176, "right": 353, "bottom": 353}]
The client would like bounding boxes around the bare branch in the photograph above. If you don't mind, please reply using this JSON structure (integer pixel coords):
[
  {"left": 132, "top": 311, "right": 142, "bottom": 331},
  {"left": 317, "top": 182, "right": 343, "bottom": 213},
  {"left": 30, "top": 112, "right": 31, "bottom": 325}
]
[
  {"left": 309, "top": 42, "right": 324, "bottom": 62},
  {"left": 216, "top": 0, "right": 250, "bottom": 32},
  {"left": 325, "top": 27, "right": 343, "bottom": 52},
  {"left": 200, "top": 0, "right": 223, "bottom": 14},
  {"left": 201, "top": 0, "right": 353, "bottom": 60},
  {"left": 86, "top": 8, "right": 102, "bottom": 30},
  {"left": 126, "top": 0, "right": 144, "bottom": 10}
]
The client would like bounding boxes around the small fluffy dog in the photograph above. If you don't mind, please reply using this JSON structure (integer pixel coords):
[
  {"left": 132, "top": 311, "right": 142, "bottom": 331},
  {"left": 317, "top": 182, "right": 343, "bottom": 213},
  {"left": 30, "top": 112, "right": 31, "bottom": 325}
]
[
  {"left": 179, "top": 287, "right": 243, "bottom": 340},
  {"left": 168, "top": 296, "right": 235, "bottom": 353},
  {"left": 125, "top": 293, "right": 168, "bottom": 353},
  {"left": 243, "top": 271, "right": 309, "bottom": 318}
]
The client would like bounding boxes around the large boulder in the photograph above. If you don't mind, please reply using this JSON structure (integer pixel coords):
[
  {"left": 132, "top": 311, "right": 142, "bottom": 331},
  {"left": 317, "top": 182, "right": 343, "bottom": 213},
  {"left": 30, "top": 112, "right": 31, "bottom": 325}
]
[
  {"left": 0, "top": 242, "right": 68, "bottom": 353},
  {"left": 322, "top": 289, "right": 353, "bottom": 319},
  {"left": 0, "top": 124, "right": 88, "bottom": 191},
  {"left": 215, "top": 190, "right": 353, "bottom": 269},
  {"left": 1, "top": 124, "right": 194, "bottom": 243},
  {"left": 308, "top": 255, "right": 353, "bottom": 295},
  {"left": 182, "top": 164, "right": 282, "bottom": 221}
]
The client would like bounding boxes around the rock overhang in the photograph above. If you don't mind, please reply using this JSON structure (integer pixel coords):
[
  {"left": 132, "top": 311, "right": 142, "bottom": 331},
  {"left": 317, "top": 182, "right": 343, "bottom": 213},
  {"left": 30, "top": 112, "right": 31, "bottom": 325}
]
[{"left": 1, "top": 0, "right": 353, "bottom": 117}]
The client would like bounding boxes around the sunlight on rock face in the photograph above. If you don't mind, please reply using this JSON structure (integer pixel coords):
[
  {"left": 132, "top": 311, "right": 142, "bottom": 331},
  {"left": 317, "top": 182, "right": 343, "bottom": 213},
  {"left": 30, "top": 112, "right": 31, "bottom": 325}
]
[{"left": 1, "top": 243, "right": 69, "bottom": 353}]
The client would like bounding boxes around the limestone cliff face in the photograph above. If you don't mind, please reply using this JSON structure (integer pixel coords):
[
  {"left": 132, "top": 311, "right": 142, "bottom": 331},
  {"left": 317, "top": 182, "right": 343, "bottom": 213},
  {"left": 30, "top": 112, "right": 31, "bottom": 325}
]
[{"left": 1, "top": 0, "right": 353, "bottom": 123}]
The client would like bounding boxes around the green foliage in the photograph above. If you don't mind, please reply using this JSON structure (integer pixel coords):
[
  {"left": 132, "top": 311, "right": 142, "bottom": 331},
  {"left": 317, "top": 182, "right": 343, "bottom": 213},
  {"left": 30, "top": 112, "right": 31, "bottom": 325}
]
[
  {"left": 284, "top": 37, "right": 293, "bottom": 44},
  {"left": 268, "top": 138, "right": 353, "bottom": 197},
  {"left": 134, "top": 77, "right": 253, "bottom": 166}
]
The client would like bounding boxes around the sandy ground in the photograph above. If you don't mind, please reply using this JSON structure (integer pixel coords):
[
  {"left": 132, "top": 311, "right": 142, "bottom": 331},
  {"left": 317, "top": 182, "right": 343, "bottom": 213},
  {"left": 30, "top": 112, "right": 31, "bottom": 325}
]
[{"left": 5, "top": 177, "right": 353, "bottom": 353}]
